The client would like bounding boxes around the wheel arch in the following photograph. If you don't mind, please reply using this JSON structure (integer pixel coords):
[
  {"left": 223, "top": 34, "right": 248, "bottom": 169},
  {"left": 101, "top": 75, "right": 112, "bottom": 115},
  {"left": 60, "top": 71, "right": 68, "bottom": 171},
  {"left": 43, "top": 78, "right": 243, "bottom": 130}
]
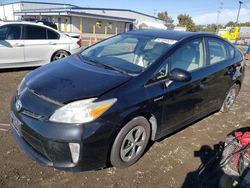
[
  {"left": 119, "top": 111, "right": 158, "bottom": 141},
  {"left": 234, "top": 80, "right": 241, "bottom": 90},
  {"left": 106, "top": 111, "right": 158, "bottom": 167}
]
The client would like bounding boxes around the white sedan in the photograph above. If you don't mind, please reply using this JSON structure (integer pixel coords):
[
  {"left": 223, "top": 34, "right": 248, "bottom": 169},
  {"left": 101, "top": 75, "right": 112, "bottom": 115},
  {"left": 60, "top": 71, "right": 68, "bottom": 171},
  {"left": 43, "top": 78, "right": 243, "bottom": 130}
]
[{"left": 0, "top": 21, "right": 83, "bottom": 69}]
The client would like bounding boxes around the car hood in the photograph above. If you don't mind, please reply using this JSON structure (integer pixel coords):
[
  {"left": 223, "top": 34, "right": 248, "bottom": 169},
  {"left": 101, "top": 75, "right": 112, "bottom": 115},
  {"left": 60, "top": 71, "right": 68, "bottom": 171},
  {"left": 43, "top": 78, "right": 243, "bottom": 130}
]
[{"left": 24, "top": 55, "right": 131, "bottom": 103}]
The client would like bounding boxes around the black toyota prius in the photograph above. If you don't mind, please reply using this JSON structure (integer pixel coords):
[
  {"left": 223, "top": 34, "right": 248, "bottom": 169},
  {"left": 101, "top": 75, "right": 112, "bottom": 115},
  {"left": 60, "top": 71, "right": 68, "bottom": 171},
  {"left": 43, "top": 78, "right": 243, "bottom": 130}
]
[{"left": 10, "top": 30, "right": 245, "bottom": 171}]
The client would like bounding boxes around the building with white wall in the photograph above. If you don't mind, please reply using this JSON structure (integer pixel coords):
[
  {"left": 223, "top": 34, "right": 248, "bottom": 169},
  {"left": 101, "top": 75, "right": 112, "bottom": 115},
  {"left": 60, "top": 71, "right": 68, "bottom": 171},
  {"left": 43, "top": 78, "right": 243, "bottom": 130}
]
[{"left": 0, "top": 1, "right": 166, "bottom": 35}]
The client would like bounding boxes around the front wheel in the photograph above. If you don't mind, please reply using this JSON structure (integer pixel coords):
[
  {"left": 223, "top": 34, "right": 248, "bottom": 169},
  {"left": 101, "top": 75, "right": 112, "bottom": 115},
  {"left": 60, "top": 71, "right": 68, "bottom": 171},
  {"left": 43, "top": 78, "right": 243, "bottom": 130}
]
[
  {"left": 220, "top": 84, "right": 240, "bottom": 112},
  {"left": 110, "top": 117, "right": 151, "bottom": 168}
]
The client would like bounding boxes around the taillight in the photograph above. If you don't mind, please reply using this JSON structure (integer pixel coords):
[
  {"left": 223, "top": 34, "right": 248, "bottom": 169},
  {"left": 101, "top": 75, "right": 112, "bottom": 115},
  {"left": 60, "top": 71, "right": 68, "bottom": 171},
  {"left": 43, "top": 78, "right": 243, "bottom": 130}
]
[{"left": 77, "top": 39, "right": 82, "bottom": 47}]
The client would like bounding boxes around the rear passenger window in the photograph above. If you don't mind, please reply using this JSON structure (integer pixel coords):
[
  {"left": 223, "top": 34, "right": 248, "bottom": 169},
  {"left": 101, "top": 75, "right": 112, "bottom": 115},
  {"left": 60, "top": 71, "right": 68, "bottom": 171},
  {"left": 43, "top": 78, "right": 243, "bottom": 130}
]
[
  {"left": 208, "top": 39, "right": 228, "bottom": 64},
  {"left": 226, "top": 43, "right": 235, "bottom": 59},
  {"left": 47, "top": 29, "right": 60, "bottom": 39},
  {"left": 0, "top": 25, "right": 21, "bottom": 40},
  {"left": 24, "top": 25, "right": 47, "bottom": 40}
]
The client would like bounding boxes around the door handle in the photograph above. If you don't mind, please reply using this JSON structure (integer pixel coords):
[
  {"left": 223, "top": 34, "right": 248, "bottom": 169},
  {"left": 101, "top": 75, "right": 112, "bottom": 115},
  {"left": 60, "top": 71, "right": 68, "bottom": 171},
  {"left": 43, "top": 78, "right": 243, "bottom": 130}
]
[
  {"left": 49, "top": 42, "right": 56, "bottom": 45},
  {"left": 13, "top": 43, "right": 24, "bottom": 47},
  {"left": 200, "top": 78, "right": 208, "bottom": 89}
]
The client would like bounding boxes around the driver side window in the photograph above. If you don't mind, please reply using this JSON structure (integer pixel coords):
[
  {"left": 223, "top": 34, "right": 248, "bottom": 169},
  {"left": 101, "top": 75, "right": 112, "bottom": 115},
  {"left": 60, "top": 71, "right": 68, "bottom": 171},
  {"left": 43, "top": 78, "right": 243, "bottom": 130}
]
[
  {"left": 0, "top": 25, "right": 21, "bottom": 40},
  {"left": 170, "top": 39, "right": 204, "bottom": 72},
  {"left": 149, "top": 38, "right": 205, "bottom": 83}
]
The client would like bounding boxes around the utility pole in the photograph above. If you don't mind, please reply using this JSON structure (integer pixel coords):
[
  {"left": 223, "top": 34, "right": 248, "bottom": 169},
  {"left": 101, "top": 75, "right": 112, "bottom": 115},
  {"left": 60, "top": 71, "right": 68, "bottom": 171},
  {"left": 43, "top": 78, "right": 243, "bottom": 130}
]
[
  {"left": 216, "top": 1, "right": 223, "bottom": 32},
  {"left": 236, "top": 1, "right": 243, "bottom": 24},
  {"left": 153, "top": 9, "right": 157, "bottom": 17}
]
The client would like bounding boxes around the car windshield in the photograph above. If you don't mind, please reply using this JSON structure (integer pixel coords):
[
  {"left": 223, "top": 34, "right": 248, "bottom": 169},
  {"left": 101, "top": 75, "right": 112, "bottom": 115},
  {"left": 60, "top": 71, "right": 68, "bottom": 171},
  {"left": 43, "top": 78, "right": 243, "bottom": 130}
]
[{"left": 81, "top": 34, "right": 177, "bottom": 75}]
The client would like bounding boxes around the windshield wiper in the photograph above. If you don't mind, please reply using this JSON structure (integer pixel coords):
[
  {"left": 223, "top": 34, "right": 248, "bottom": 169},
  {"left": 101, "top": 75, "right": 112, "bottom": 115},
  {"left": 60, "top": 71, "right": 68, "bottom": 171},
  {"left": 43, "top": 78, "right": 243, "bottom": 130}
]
[{"left": 82, "top": 56, "right": 128, "bottom": 75}]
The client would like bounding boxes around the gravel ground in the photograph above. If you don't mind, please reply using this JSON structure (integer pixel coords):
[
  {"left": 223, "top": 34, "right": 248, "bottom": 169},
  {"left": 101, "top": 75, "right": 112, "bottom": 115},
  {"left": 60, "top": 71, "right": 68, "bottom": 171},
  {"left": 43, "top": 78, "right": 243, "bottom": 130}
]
[{"left": 0, "top": 60, "right": 249, "bottom": 188}]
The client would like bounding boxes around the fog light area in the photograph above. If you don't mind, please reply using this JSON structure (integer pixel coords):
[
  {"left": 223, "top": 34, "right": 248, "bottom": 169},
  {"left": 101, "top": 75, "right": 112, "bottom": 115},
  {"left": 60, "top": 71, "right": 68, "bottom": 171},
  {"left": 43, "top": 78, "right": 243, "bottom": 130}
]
[{"left": 69, "top": 143, "right": 80, "bottom": 164}]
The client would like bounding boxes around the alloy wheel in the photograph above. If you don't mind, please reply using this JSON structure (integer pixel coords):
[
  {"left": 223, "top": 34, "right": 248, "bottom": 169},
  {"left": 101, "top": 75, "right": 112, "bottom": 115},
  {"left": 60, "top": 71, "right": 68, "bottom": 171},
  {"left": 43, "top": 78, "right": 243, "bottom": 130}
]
[
  {"left": 53, "top": 52, "right": 68, "bottom": 61},
  {"left": 225, "top": 88, "right": 237, "bottom": 109},
  {"left": 120, "top": 125, "right": 146, "bottom": 162}
]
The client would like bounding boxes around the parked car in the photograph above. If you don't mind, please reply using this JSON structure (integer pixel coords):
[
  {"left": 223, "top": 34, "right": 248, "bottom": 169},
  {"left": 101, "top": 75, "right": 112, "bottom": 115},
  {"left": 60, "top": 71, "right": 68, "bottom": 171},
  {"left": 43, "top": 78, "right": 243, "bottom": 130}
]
[
  {"left": 65, "top": 32, "right": 81, "bottom": 39},
  {"left": 34, "top": 20, "right": 58, "bottom": 30},
  {"left": 10, "top": 30, "right": 245, "bottom": 171},
  {"left": 0, "top": 21, "right": 82, "bottom": 69}
]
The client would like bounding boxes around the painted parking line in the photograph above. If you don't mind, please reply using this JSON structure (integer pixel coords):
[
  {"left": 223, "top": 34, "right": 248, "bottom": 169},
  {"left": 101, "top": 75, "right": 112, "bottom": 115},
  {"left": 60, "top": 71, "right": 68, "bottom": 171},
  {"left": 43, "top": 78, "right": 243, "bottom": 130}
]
[{"left": 0, "top": 123, "right": 10, "bottom": 127}]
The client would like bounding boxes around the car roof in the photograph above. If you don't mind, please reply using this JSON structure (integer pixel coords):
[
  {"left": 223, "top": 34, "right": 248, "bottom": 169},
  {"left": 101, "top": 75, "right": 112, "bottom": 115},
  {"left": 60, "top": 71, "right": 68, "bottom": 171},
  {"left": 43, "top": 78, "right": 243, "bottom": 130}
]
[
  {"left": 127, "top": 29, "right": 214, "bottom": 41},
  {"left": 0, "top": 21, "right": 59, "bottom": 33}
]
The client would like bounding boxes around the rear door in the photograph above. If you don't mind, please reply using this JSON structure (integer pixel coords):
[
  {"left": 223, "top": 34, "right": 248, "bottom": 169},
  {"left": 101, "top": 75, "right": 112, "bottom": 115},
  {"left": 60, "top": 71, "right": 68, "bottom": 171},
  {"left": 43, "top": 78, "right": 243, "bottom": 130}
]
[
  {"left": 0, "top": 24, "right": 24, "bottom": 67},
  {"left": 203, "top": 37, "right": 236, "bottom": 107},
  {"left": 23, "top": 25, "right": 57, "bottom": 66}
]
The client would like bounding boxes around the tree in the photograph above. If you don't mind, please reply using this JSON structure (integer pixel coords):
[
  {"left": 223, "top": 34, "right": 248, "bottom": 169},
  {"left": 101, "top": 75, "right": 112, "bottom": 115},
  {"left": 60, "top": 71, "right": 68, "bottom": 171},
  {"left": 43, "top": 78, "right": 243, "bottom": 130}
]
[
  {"left": 225, "top": 21, "right": 235, "bottom": 27},
  {"left": 240, "top": 22, "right": 250, "bottom": 27},
  {"left": 177, "top": 14, "right": 196, "bottom": 32},
  {"left": 157, "top": 11, "right": 174, "bottom": 28}
]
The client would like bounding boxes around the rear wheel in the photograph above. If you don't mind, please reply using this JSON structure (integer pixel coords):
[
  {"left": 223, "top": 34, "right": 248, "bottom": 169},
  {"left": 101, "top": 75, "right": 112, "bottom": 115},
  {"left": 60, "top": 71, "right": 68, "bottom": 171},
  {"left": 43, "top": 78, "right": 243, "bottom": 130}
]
[
  {"left": 221, "top": 84, "right": 240, "bottom": 112},
  {"left": 110, "top": 117, "right": 150, "bottom": 168},
  {"left": 52, "top": 50, "right": 69, "bottom": 61}
]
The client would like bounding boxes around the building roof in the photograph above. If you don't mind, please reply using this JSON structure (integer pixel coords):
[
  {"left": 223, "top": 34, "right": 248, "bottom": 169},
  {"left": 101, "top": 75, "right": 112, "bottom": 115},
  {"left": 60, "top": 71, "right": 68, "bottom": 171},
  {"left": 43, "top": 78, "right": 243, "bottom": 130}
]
[
  {"left": 71, "top": 7, "right": 163, "bottom": 21},
  {"left": 1, "top": 1, "right": 162, "bottom": 21},
  {"left": 0, "top": 1, "right": 76, "bottom": 7},
  {"left": 14, "top": 10, "right": 135, "bottom": 22},
  {"left": 138, "top": 21, "right": 167, "bottom": 29}
]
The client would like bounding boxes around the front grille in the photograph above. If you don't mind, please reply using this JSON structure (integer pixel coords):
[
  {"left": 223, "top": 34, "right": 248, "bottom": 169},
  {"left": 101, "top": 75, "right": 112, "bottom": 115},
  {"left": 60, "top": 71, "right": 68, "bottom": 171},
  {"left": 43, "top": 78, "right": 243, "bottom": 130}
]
[{"left": 22, "top": 130, "right": 48, "bottom": 160}]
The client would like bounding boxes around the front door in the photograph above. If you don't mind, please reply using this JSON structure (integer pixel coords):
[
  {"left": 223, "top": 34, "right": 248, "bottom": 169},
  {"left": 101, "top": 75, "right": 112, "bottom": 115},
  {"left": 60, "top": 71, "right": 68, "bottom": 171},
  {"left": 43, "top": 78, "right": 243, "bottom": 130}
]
[
  {"left": 0, "top": 24, "right": 24, "bottom": 67},
  {"left": 158, "top": 38, "right": 209, "bottom": 134}
]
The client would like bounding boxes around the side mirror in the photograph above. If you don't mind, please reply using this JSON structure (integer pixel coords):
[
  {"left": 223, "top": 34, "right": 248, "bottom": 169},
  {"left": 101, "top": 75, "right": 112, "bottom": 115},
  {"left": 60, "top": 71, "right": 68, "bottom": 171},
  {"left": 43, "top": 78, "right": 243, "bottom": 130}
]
[{"left": 169, "top": 68, "right": 192, "bottom": 82}]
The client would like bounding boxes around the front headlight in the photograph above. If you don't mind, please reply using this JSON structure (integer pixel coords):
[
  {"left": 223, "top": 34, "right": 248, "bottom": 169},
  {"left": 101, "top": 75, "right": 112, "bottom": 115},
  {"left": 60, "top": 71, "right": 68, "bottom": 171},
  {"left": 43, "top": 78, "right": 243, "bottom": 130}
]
[{"left": 49, "top": 98, "right": 117, "bottom": 124}]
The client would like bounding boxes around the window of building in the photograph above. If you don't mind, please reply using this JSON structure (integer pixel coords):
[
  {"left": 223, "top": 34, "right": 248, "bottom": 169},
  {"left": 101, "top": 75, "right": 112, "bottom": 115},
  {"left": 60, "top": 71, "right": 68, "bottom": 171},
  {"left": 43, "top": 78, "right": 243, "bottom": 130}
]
[{"left": 96, "top": 21, "right": 102, "bottom": 29}]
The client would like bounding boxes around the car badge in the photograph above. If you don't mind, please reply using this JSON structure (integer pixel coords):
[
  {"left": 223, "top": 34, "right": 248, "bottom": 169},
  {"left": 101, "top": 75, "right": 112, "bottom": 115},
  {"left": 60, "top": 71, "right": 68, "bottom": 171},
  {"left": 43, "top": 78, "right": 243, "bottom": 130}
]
[{"left": 15, "top": 100, "right": 22, "bottom": 112}]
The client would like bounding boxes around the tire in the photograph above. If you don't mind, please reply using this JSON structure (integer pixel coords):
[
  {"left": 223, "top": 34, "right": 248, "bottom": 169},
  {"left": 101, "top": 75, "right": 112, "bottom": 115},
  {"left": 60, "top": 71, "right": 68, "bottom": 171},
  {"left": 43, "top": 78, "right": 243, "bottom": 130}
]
[
  {"left": 51, "top": 50, "right": 69, "bottom": 62},
  {"left": 110, "top": 116, "right": 151, "bottom": 168},
  {"left": 220, "top": 84, "right": 240, "bottom": 113}
]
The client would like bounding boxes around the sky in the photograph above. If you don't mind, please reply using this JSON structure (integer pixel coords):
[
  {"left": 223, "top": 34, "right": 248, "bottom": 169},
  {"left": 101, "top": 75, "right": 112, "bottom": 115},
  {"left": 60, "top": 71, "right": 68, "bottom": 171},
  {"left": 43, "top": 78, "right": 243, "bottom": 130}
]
[{"left": 1, "top": 0, "right": 250, "bottom": 25}]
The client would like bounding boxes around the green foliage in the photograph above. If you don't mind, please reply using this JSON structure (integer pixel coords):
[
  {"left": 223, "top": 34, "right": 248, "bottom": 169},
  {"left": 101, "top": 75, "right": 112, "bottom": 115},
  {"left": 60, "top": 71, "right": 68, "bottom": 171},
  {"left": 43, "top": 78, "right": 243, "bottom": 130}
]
[
  {"left": 177, "top": 14, "right": 196, "bottom": 32},
  {"left": 239, "top": 22, "right": 250, "bottom": 27},
  {"left": 196, "top": 22, "right": 250, "bottom": 33},
  {"left": 225, "top": 21, "right": 250, "bottom": 27},
  {"left": 157, "top": 11, "right": 174, "bottom": 24},
  {"left": 195, "top": 24, "right": 223, "bottom": 33},
  {"left": 225, "top": 21, "right": 235, "bottom": 27}
]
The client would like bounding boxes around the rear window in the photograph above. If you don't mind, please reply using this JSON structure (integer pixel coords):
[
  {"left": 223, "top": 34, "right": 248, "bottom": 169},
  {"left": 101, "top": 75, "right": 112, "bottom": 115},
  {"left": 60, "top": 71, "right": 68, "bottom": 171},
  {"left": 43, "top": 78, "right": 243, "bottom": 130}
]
[
  {"left": 47, "top": 29, "right": 60, "bottom": 39},
  {"left": 207, "top": 38, "right": 228, "bottom": 64},
  {"left": 226, "top": 43, "right": 235, "bottom": 59},
  {"left": 23, "top": 25, "right": 47, "bottom": 40}
]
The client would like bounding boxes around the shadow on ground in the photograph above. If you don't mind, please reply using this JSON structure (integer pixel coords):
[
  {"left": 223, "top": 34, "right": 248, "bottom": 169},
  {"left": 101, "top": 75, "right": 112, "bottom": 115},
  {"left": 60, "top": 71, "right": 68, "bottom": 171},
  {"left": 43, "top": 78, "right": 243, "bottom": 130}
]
[{"left": 181, "top": 142, "right": 225, "bottom": 188}]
